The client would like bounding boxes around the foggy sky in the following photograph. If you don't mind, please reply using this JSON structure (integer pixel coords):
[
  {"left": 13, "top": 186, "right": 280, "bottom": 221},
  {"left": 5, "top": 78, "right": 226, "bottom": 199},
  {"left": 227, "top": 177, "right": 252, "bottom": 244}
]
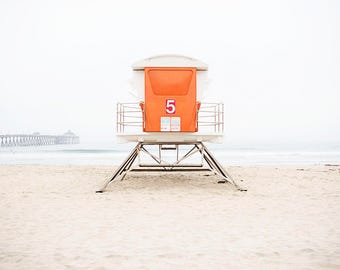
[{"left": 0, "top": 0, "right": 339, "bottom": 144}]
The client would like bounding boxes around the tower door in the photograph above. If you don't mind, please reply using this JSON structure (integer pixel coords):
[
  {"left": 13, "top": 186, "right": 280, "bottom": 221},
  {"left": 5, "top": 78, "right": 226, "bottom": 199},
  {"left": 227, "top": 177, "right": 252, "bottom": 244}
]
[{"left": 144, "top": 67, "right": 197, "bottom": 132}]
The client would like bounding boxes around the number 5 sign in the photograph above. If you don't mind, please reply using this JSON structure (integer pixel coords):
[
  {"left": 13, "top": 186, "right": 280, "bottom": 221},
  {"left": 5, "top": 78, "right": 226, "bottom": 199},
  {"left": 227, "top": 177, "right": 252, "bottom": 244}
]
[{"left": 165, "top": 99, "right": 176, "bottom": 114}]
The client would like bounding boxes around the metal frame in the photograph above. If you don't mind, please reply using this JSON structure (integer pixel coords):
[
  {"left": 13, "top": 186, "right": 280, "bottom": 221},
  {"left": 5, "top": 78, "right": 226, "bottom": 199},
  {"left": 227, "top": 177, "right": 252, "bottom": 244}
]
[
  {"left": 96, "top": 142, "right": 246, "bottom": 193},
  {"left": 96, "top": 101, "right": 246, "bottom": 193}
]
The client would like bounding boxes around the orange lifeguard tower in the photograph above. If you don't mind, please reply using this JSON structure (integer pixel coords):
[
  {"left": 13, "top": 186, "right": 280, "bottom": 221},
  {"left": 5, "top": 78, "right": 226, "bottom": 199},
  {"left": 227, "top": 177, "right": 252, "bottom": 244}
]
[{"left": 97, "top": 55, "right": 245, "bottom": 192}]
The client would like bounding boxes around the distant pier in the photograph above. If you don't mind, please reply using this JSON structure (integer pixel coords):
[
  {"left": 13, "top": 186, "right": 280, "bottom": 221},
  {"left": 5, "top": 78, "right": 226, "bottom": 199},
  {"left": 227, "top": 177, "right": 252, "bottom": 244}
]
[{"left": 0, "top": 131, "right": 79, "bottom": 147}]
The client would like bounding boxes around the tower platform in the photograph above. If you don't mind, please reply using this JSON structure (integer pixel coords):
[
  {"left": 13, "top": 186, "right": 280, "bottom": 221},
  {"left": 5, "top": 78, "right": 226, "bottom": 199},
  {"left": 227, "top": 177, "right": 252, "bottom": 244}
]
[{"left": 116, "top": 132, "right": 223, "bottom": 143}]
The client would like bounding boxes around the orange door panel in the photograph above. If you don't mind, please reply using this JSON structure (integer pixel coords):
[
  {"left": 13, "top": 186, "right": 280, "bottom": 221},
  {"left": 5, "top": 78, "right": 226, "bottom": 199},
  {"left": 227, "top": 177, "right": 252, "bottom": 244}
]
[{"left": 144, "top": 67, "right": 197, "bottom": 132}]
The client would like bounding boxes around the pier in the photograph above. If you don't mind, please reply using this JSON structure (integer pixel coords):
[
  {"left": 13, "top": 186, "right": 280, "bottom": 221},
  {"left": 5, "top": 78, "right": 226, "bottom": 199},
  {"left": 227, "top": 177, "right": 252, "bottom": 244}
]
[{"left": 0, "top": 131, "right": 79, "bottom": 147}]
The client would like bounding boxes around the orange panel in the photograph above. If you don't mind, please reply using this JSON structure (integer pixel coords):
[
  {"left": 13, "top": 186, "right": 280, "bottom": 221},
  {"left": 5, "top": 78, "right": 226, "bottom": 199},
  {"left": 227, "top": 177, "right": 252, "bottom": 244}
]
[{"left": 144, "top": 67, "right": 197, "bottom": 132}]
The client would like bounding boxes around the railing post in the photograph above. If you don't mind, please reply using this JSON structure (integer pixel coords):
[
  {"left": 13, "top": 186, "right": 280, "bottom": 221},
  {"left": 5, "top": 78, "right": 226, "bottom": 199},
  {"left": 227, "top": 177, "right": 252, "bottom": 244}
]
[
  {"left": 123, "top": 103, "right": 125, "bottom": 133},
  {"left": 222, "top": 103, "right": 224, "bottom": 132},
  {"left": 116, "top": 103, "right": 119, "bottom": 133},
  {"left": 214, "top": 105, "right": 217, "bottom": 133}
]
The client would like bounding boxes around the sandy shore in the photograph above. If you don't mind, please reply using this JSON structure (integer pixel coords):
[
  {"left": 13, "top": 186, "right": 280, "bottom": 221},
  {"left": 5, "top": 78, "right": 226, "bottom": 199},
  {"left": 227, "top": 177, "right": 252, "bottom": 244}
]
[{"left": 0, "top": 165, "right": 339, "bottom": 269}]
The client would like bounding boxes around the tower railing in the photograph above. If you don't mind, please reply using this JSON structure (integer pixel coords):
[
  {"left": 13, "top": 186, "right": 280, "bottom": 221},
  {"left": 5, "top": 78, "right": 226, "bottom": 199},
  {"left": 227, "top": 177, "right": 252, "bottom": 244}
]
[{"left": 116, "top": 102, "right": 224, "bottom": 134}]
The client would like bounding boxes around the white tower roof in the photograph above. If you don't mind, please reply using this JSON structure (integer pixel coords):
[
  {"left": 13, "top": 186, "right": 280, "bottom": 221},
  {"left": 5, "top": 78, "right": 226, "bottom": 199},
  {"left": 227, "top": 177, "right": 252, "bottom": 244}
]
[{"left": 132, "top": 54, "right": 208, "bottom": 71}]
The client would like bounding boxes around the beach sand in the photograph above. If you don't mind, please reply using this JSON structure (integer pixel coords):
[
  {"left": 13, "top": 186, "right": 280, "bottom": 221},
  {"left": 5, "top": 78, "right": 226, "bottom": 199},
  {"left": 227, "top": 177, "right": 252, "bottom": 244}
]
[{"left": 0, "top": 165, "right": 339, "bottom": 269}]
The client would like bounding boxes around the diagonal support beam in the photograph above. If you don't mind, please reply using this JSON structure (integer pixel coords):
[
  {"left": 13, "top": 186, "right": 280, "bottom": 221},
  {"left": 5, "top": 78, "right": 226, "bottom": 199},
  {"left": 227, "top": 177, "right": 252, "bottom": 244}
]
[{"left": 173, "top": 145, "right": 200, "bottom": 165}]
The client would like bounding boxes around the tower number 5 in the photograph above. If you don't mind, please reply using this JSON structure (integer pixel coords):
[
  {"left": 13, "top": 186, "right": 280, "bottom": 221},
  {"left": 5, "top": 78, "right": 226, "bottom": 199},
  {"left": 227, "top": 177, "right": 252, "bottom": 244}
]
[{"left": 165, "top": 99, "right": 176, "bottom": 114}]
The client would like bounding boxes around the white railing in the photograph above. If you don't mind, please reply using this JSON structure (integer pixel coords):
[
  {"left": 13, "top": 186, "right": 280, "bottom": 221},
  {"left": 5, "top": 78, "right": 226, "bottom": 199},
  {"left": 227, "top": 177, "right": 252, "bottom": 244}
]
[
  {"left": 116, "top": 102, "right": 224, "bottom": 133},
  {"left": 198, "top": 103, "right": 224, "bottom": 133},
  {"left": 116, "top": 103, "right": 143, "bottom": 133}
]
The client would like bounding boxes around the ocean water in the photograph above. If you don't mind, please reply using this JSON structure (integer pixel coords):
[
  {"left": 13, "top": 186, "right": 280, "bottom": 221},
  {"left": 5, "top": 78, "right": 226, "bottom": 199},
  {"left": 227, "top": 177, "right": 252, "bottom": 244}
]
[{"left": 1, "top": 141, "right": 340, "bottom": 166}]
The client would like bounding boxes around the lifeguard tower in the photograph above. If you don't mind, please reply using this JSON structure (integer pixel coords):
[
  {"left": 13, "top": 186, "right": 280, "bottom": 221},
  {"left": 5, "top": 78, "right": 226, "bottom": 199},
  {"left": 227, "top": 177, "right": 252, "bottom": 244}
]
[{"left": 97, "top": 55, "right": 245, "bottom": 192}]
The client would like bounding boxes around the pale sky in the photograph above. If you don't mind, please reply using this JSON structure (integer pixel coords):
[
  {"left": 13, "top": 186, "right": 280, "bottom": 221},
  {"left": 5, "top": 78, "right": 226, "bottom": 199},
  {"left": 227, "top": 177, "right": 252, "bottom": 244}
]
[{"left": 0, "top": 0, "right": 339, "bottom": 144}]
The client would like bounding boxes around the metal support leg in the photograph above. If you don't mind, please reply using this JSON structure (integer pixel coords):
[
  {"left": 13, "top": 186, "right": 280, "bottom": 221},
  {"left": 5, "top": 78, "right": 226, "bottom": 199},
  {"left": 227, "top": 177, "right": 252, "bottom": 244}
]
[
  {"left": 96, "top": 143, "right": 141, "bottom": 193},
  {"left": 199, "top": 142, "right": 247, "bottom": 191}
]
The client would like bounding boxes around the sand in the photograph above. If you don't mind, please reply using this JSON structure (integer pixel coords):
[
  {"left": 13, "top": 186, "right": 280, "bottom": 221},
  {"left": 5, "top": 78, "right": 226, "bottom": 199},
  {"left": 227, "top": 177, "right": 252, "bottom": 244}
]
[{"left": 0, "top": 165, "right": 339, "bottom": 270}]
